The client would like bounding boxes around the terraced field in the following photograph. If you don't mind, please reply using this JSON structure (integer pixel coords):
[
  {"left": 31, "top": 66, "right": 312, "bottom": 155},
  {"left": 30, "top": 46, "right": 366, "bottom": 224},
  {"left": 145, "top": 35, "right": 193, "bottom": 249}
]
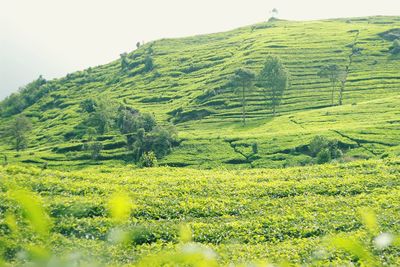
[
  {"left": 1, "top": 16, "right": 399, "bottom": 169},
  {"left": 1, "top": 159, "right": 400, "bottom": 266}
]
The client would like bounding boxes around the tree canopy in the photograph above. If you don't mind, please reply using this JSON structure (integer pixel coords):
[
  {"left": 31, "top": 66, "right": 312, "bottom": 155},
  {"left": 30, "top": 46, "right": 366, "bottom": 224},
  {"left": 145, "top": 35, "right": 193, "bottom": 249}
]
[
  {"left": 230, "top": 68, "right": 256, "bottom": 126},
  {"left": 258, "top": 56, "right": 289, "bottom": 115}
]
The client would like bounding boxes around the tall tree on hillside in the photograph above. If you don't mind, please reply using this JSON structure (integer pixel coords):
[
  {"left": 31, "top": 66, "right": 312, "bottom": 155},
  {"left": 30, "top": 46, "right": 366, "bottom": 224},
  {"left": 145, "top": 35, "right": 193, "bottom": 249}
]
[
  {"left": 120, "top": 52, "right": 129, "bottom": 72},
  {"left": 144, "top": 55, "right": 154, "bottom": 72},
  {"left": 258, "top": 56, "right": 289, "bottom": 116},
  {"left": 338, "top": 30, "right": 361, "bottom": 105},
  {"left": 270, "top": 8, "right": 279, "bottom": 20},
  {"left": 9, "top": 115, "right": 32, "bottom": 151},
  {"left": 317, "top": 64, "right": 343, "bottom": 106},
  {"left": 230, "top": 68, "right": 256, "bottom": 126}
]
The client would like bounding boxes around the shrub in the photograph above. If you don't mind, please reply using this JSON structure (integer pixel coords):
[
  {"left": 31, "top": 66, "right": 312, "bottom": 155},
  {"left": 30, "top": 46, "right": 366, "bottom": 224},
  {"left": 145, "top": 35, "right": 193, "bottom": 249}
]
[
  {"left": 309, "top": 135, "right": 330, "bottom": 157},
  {"left": 316, "top": 148, "right": 332, "bottom": 164},
  {"left": 83, "top": 98, "right": 117, "bottom": 134},
  {"left": 390, "top": 39, "right": 400, "bottom": 54},
  {"left": 309, "top": 136, "right": 343, "bottom": 164},
  {"left": 80, "top": 98, "right": 97, "bottom": 113},
  {"left": 139, "top": 151, "right": 158, "bottom": 167},
  {"left": 117, "top": 106, "right": 178, "bottom": 161},
  {"left": 252, "top": 143, "right": 258, "bottom": 154},
  {"left": 130, "top": 226, "right": 157, "bottom": 245},
  {"left": 88, "top": 142, "right": 103, "bottom": 160}
]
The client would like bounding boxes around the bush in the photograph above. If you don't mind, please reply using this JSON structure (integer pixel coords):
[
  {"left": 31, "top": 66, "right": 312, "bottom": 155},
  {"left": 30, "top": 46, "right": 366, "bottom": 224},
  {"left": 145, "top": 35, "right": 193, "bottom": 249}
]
[
  {"left": 390, "top": 39, "right": 400, "bottom": 54},
  {"left": 82, "top": 98, "right": 117, "bottom": 134},
  {"left": 252, "top": 143, "right": 258, "bottom": 154},
  {"left": 117, "top": 106, "right": 178, "bottom": 161},
  {"left": 130, "top": 226, "right": 157, "bottom": 245},
  {"left": 139, "top": 151, "right": 158, "bottom": 167},
  {"left": 309, "top": 136, "right": 343, "bottom": 164},
  {"left": 316, "top": 148, "right": 332, "bottom": 164},
  {"left": 80, "top": 98, "right": 97, "bottom": 113},
  {"left": 88, "top": 142, "right": 103, "bottom": 160},
  {"left": 309, "top": 136, "right": 330, "bottom": 157}
]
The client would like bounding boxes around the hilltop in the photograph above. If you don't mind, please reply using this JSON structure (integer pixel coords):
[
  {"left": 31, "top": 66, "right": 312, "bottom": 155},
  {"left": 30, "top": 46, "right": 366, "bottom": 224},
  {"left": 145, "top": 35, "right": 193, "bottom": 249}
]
[{"left": 0, "top": 16, "right": 400, "bottom": 169}]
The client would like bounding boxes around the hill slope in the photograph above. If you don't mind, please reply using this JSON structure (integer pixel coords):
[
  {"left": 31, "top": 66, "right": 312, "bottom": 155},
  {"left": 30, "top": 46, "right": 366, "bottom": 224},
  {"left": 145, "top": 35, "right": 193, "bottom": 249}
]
[{"left": 1, "top": 16, "right": 400, "bottom": 168}]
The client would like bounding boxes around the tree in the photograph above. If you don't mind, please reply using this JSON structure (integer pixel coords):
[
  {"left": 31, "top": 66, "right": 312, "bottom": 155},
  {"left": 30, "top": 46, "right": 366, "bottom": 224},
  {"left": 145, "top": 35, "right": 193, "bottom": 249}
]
[
  {"left": 0, "top": 76, "right": 47, "bottom": 117},
  {"left": 116, "top": 107, "right": 177, "bottom": 162},
  {"left": 136, "top": 42, "right": 141, "bottom": 49},
  {"left": 84, "top": 98, "right": 117, "bottom": 134},
  {"left": 9, "top": 115, "right": 32, "bottom": 151},
  {"left": 144, "top": 55, "right": 154, "bottom": 72},
  {"left": 338, "top": 30, "right": 361, "bottom": 105},
  {"left": 120, "top": 52, "right": 129, "bottom": 72},
  {"left": 318, "top": 64, "right": 343, "bottom": 106},
  {"left": 144, "top": 126, "right": 177, "bottom": 158},
  {"left": 86, "top": 127, "right": 97, "bottom": 141},
  {"left": 141, "top": 113, "right": 157, "bottom": 132},
  {"left": 80, "top": 98, "right": 97, "bottom": 113},
  {"left": 230, "top": 68, "right": 256, "bottom": 126},
  {"left": 271, "top": 8, "right": 278, "bottom": 19},
  {"left": 258, "top": 56, "right": 289, "bottom": 115}
]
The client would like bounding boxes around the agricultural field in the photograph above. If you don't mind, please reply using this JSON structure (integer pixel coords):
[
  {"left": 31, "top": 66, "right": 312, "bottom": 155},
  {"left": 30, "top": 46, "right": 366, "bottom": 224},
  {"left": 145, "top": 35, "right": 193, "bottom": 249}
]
[
  {"left": 1, "top": 159, "right": 400, "bottom": 266},
  {"left": 1, "top": 14, "right": 400, "bottom": 266},
  {"left": 1, "top": 16, "right": 400, "bottom": 169}
]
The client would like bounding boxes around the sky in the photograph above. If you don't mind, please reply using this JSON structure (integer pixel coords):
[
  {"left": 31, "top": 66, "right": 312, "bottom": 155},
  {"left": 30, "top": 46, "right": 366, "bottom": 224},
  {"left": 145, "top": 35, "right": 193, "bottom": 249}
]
[{"left": 0, "top": 0, "right": 399, "bottom": 100}]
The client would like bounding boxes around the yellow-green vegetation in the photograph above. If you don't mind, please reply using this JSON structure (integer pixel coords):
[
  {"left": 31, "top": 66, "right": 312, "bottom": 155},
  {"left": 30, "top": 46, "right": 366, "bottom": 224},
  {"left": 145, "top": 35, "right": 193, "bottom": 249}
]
[
  {"left": 1, "top": 16, "right": 400, "bottom": 169},
  {"left": 1, "top": 16, "right": 400, "bottom": 265},
  {"left": 1, "top": 159, "right": 400, "bottom": 266}
]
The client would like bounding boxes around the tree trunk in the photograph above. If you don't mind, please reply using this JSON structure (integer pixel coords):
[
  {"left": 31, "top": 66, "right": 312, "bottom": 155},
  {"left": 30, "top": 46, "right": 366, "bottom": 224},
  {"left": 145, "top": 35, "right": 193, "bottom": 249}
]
[
  {"left": 339, "top": 31, "right": 359, "bottom": 106},
  {"left": 339, "top": 81, "right": 345, "bottom": 106},
  {"left": 242, "top": 84, "right": 246, "bottom": 126},
  {"left": 331, "top": 80, "right": 336, "bottom": 106},
  {"left": 272, "top": 89, "right": 276, "bottom": 116}
]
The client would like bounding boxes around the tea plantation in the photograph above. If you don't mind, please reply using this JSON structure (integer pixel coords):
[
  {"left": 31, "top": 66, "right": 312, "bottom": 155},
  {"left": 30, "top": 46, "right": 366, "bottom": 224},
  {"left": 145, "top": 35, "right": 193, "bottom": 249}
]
[
  {"left": 1, "top": 16, "right": 400, "bottom": 169},
  {"left": 1, "top": 15, "right": 400, "bottom": 266},
  {"left": 1, "top": 159, "right": 400, "bottom": 266}
]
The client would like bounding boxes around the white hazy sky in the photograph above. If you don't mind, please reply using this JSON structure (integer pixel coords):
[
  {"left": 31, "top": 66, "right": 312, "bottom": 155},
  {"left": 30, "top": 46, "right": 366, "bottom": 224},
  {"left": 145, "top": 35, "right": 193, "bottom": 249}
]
[{"left": 0, "top": 0, "right": 399, "bottom": 100}]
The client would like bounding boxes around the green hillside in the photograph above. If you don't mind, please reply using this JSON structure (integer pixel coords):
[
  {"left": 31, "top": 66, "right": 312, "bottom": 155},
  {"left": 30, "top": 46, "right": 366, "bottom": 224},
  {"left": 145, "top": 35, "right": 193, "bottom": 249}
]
[
  {"left": 1, "top": 15, "right": 400, "bottom": 267},
  {"left": 1, "top": 159, "right": 400, "bottom": 265},
  {"left": 1, "top": 16, "right": 400, "bottom": 169}
]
